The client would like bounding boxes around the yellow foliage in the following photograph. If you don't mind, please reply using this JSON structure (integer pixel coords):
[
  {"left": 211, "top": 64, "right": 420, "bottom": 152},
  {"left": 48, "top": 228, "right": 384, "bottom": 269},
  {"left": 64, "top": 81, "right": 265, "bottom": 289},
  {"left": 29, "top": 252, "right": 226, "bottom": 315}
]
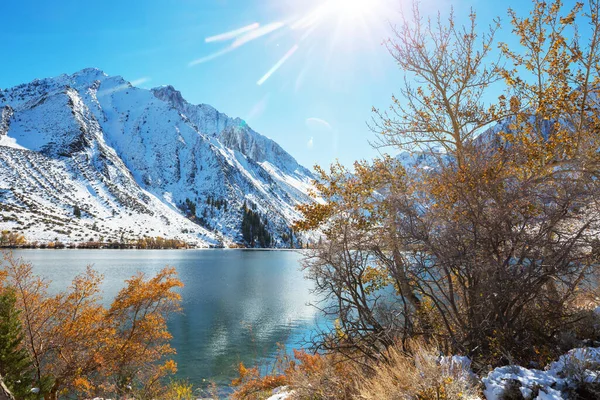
[
  {"left": 294, "top": 156, "right": 407, "bottom": 240},
  {"left": 0, "top": 230, "right": 27, "bottom": 247},
  {"left": 0, "top": 252, "right": 183, "bottom": 398},
  {"left": 166, "top": 379, "right": 195, "bottom": 400},
  {"left": 136, "top": 236, "right": 188, "bottom": 249}
]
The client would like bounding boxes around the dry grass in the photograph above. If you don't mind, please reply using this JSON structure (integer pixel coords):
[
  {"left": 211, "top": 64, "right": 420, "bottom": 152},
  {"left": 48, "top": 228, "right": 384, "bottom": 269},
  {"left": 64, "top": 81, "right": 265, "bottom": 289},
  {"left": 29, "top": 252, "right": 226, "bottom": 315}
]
[
  {"left": 230, "top": 341, "right": 482, "bottom": 400},
  {"left": 358, "top": 341, "right": 481, "bottom": 400}
]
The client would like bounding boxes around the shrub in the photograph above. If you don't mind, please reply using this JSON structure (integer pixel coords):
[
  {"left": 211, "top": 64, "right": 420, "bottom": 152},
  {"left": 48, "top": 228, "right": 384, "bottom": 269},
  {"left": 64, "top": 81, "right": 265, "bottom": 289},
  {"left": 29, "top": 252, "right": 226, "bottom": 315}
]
[
  {"left": 286, "top": 350, "right": 360, "bottom": 400},
  {"left": 230, "top": 342, "right": 481, "bottom": 400},
  {"left": 358, "top": 341, "right": 481, "bottom": 400},
  {"left": 165, "top": 379, "right": 195, "bottom": 400},
  {"left": 231, "top": 362, "right": 288, "bottom": 400},
  {"left": 231, "top": 347, "right": 361, "bottom": 400},
  {"left": 295, "top": 0, "right": 600, "bottom": 369}
]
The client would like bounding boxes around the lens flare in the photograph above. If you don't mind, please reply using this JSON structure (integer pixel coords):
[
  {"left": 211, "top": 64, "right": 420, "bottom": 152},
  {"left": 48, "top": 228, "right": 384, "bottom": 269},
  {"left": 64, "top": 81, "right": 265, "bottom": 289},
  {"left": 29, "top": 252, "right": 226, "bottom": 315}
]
[
  {"left": 232, "top": 22, "right": 285, "bottom": 48},
  {"left": 205, "top": 23, "right": 260, "bottom": 43},
  {"left": 257, "top": 45, "right": 299, "bottom": 86}
]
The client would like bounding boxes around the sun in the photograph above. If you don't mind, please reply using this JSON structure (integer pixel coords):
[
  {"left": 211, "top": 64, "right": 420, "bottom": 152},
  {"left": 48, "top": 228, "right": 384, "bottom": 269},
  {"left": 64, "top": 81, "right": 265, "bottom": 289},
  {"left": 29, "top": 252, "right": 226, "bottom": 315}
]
[
  {"left": 291, "top": 0, "right": 388, "bottom": 28},
  {"left": 312, "top": 0, "right": 388, "bottom": 26},
  {"left": 289, "top": 0, "right": 389, "bottom": 45},
  {"left": 302, "top": 0, "right": 390, "bottom": 56},
  {"left": 326, "top": 0, "right": 378, "bottom": 21}
]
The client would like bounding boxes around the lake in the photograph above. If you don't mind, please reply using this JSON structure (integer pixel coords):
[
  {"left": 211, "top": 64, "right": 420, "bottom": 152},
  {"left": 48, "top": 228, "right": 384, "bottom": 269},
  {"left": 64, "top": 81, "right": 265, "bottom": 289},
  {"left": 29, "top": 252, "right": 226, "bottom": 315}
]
[{"left": 10, "top": 249, "right": 322, "bottom": 392}]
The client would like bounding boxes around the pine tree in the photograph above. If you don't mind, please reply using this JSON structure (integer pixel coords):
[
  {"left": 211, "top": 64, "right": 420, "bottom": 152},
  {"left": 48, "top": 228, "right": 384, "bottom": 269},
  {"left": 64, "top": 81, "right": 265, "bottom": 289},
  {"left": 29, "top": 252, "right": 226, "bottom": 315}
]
[
  {"left": 183, "top": 198, "right": 196, "bottom": 218},
  {"left": 241, "top": 205, "right": 272, "bottom": 248},
  {"left": 0, "top": 288, "right": 34, "bottom": 398}
]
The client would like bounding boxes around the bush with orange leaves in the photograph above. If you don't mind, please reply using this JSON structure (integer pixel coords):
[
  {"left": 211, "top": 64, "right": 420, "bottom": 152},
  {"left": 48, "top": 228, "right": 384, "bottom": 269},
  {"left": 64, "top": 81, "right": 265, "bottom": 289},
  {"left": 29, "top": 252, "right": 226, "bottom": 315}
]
[
  {"left": 231, "top": 361, "right": 288, "bottom": 399},
  {"left": 0, "top": 252, "right": 183, "bottom": 400},
  {"left": 285, "top": 349, "right": 361, "bottom": 400},
  {"left": 231, "top": 348, "right": 362, "bottom": 400}
]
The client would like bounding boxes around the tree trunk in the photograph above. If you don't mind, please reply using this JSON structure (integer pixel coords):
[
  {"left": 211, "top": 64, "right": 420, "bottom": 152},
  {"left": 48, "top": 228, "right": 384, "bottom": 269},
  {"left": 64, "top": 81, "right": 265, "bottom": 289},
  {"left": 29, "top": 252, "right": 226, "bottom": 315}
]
[{"left": 0, "top": 375, "right": 15, "bottom": 400}]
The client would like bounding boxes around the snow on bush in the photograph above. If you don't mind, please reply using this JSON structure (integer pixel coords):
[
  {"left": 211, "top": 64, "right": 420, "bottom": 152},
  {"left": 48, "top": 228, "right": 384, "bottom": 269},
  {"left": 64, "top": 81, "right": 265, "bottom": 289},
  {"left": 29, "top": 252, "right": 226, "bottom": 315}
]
[{"left": 266, "top": 386, "right": 294, "bottom": 400}]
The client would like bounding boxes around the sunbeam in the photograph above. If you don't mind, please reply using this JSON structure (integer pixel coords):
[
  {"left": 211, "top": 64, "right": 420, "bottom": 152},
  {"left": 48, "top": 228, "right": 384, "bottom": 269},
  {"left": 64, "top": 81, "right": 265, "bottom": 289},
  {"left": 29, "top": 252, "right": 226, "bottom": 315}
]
[
  {"left": 189, "top": 47, "right": 235, "bottom": 66},
  {"left": 257, "top": 44, "right": 299, "bottom": 86},
  {"left": 231, "top": 22, "right": 285, "bottom": 48},
  {"left": 205, "top": 23, "right": 260, "bottom": 43},
  {"left": 190, "top": 22, "right": 285, "bottom": 67}
]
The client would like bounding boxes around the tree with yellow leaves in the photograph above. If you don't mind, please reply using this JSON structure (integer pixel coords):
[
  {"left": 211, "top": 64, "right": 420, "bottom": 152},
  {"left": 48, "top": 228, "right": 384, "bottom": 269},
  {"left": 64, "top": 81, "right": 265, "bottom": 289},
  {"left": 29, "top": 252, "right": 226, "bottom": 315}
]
[
  {"left": 296, "top": 157, "right": 412, "bottom": 360},
  {"left": 0, "top": 253, "right": 182, "bottom": 399},
  {"left": 297, "top": 0, "right": 600, "bottom": 367},
  {"left": 104, "top": 267, "right": 182, "bottom": 399},
  {"left": 0, "top": 231, "right": 26, "bottom": 248}
]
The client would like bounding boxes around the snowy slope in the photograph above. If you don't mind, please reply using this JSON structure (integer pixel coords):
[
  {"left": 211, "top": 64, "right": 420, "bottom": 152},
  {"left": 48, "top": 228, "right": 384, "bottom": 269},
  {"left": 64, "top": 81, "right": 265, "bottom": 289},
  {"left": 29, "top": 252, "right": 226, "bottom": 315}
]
[{"left": 0, "top": 68, "right": 315, "bottom": 247}]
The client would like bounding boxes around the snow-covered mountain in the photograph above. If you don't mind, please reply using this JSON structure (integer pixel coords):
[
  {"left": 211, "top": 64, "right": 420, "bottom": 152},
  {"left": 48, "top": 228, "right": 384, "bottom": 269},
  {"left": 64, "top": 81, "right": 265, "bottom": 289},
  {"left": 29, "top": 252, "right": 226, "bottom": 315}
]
[{"left": 0, "top": 68, "right": 314, "bottom": 247}]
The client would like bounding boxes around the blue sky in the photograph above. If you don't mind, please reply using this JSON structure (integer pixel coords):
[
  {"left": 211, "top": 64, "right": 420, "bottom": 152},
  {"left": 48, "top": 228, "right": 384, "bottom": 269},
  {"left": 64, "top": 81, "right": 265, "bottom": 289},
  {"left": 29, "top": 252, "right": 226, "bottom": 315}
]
[{"left": 1, "top": 0, "right": 531, "bottom": 169}]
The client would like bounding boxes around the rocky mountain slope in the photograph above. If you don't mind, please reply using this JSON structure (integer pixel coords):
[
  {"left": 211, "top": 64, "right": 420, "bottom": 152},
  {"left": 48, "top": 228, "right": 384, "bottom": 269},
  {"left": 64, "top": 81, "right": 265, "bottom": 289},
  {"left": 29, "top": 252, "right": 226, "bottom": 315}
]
[{"left": 0, "top": 68, "right": 314, "bottom": 247}]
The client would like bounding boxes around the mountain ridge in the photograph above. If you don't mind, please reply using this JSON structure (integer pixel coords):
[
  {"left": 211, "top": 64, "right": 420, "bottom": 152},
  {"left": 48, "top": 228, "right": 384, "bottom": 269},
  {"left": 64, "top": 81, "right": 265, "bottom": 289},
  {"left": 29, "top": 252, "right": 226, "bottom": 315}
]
[{"left": 0, "top": 68, "right": 314, "bottom": 247}]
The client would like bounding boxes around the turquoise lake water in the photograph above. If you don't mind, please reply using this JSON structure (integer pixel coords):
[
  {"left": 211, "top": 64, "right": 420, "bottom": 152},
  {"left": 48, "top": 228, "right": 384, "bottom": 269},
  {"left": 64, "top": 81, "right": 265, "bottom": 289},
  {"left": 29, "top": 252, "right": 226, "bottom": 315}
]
[{"left": 11, "top": 249, "right": 322, "bottom": 391}]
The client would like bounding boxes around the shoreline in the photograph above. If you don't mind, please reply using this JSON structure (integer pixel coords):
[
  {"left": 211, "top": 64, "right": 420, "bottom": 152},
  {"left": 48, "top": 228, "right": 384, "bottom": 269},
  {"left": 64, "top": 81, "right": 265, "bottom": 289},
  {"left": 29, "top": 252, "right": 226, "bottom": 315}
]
[{"left": 2, "top": 247, "right": 304, "bottom": 251}]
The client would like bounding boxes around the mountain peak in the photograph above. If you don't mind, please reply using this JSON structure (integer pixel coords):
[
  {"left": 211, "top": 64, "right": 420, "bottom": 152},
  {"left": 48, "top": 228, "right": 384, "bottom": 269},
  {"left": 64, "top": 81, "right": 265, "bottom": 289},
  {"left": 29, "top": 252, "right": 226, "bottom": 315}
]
[
  {"left": 72, "top": 67, "right": 107, "bottom": 80},
  {"left": 151, "top": 85, "right": 186, "bottom": 109},
  {"left": 61, "top": 67, "right": 110, "bottom": 90}
]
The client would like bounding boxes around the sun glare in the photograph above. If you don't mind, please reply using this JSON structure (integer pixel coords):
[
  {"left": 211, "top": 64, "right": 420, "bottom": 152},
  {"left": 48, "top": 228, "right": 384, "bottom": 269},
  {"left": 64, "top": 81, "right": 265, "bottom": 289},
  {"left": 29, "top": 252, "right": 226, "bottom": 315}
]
[
  {"left": 295, "top": 0, "right": 387, "bottom": 30},
  {"left": 192, "top": 0, "right": 391, "bottom": 84},
  {"left": 326, "top": 0, "right": 378, "bottom": 21}
]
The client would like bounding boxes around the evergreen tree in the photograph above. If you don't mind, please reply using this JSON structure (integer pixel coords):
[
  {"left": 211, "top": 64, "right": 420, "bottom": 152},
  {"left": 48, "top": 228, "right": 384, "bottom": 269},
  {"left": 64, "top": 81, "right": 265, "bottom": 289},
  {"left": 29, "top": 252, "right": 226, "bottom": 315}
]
[
  {"left": 0, "top": 288, "right": 34, "bottom": 398},
  {"left": 241, "top": 205, "right": 271, "bottom": 248},
  {"left": 183, "top": 198, "right": 196, "bottom": 219}
]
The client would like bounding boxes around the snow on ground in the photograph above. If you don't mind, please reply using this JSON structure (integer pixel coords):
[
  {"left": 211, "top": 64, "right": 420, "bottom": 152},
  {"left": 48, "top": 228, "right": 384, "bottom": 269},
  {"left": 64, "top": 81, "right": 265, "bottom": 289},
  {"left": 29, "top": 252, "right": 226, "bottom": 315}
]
[
  {"left": 483, "top": 347, "right": 600, "bottom": 400},
  {"left": 0, "top": 134, "right": 25, "bottom": 149},
  {"left": 266, "top": 386, "right": 295, "bottom": 400},
  {"left": 0, "top": 146, "right": 216, "bottom": 246}
]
